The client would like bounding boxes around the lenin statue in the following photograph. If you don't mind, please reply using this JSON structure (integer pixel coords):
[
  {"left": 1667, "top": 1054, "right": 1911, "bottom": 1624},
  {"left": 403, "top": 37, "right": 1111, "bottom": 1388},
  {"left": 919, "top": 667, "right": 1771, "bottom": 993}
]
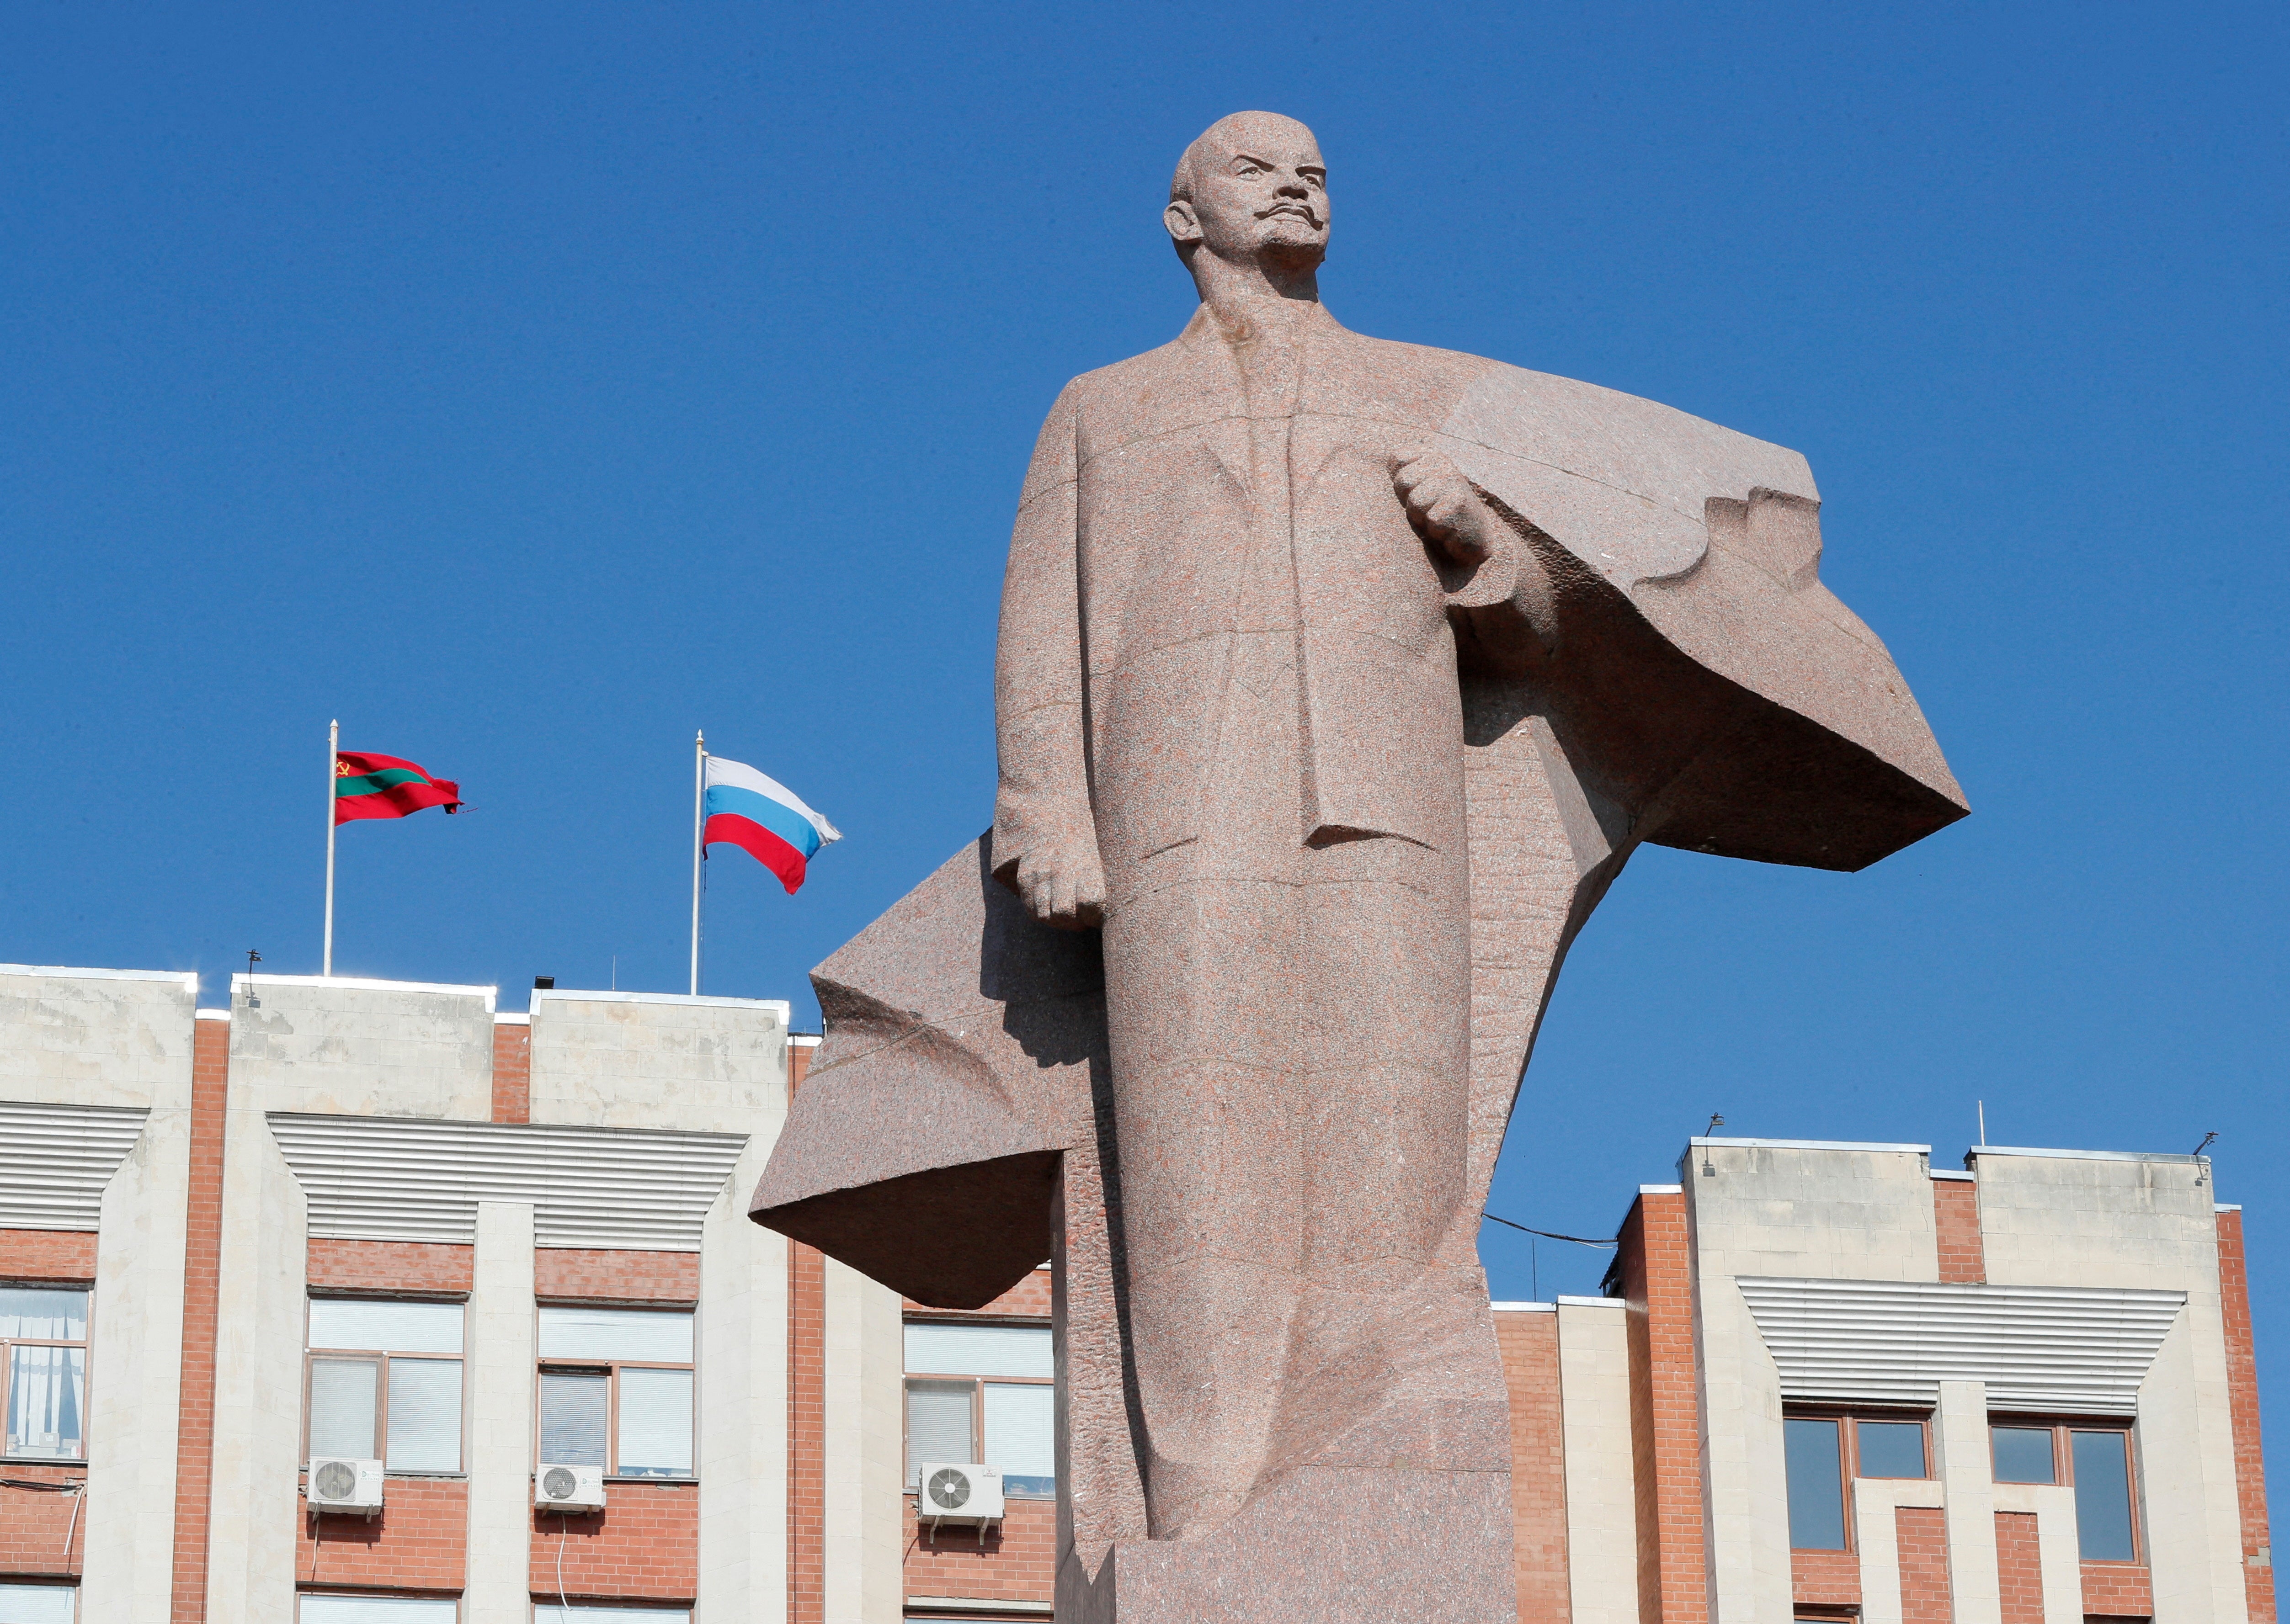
[{"left": 750, "top": 112, "right": 1965, "bottom": 1624}]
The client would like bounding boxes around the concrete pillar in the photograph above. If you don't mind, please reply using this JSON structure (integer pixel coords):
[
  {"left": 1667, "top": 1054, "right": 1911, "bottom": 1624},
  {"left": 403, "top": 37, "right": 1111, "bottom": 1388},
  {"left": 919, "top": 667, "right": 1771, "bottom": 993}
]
[
  {"left": 1936, "top": 1379, "right": 2002, "bottom": 1624},
  {"left": 203, "top": 1098, "right": 308, "bottom": 1624},
  {"left": 820, "top": 1256, "right": 903, "bottom": 1624},
  {"left": 698, "top": 1135, "right": 791, "bottom": 1623},
  {"left": 466, "top": 1202, "right": 537, "bottom": 1623},
  {"left": 1852, "top": 1478, "right": 1946, "bottom": 1624},
  {"left": 1556, "top": 1296, "right": 1639, "bottom": 1624},
  {"left": 1993, "top": 1482, "right": 2081, "bottom": 1623}
]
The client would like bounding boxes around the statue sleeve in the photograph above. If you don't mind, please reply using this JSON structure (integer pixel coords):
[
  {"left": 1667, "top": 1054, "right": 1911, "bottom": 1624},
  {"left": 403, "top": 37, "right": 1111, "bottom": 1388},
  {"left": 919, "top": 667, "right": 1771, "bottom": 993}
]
[{"left": 990, "top": 382, "right": 1094, "bottom": 887}]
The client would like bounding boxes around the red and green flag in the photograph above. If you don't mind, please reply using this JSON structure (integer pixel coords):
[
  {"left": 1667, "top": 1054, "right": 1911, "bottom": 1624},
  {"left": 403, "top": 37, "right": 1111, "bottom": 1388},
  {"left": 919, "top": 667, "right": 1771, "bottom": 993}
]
[{"left": 334, "top": 751, "right": 463, "bottom": 824}]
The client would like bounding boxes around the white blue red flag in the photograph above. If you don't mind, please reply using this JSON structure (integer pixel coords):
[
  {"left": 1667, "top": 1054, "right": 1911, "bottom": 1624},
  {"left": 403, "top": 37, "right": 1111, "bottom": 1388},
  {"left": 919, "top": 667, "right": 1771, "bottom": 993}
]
[{"left": 702, "top": 755, "right": 841, "bottom": 894}]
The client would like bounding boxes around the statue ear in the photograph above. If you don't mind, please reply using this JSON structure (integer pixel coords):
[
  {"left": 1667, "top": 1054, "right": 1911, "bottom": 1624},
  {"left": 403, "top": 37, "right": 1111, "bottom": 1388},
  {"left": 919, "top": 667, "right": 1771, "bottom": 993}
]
[{"left": 1164, "top": 199, "right": 1202, "bottom": 246}]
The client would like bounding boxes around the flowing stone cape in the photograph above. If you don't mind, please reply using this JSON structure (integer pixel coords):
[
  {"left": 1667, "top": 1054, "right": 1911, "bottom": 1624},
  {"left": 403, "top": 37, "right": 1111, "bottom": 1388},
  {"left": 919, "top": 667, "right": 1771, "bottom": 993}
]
[{"left": 749, "top": 349, "right": 1966, "bottom": 1579}]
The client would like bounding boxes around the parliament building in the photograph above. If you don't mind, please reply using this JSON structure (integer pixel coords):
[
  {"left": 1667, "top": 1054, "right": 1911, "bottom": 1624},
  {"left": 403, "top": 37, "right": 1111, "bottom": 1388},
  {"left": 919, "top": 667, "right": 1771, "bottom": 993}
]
[{"left": 0, "top": 963, "right": 2270, "bottom": 1624}]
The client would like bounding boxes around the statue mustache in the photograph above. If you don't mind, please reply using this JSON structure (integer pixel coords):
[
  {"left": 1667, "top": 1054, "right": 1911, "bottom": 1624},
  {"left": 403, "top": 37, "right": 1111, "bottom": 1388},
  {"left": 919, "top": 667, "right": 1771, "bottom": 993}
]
[{"left": 1256, "top": 201, "right": 1322, "bottom": 226}]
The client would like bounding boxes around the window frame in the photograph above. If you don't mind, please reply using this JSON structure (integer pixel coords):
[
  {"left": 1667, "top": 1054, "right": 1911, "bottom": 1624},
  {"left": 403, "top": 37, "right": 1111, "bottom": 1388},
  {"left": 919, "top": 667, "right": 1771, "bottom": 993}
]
[
  {"left": 301, "top": 1295, "right": 468, "bottom": 1476},
  {"left": 533, "top": 1304, "right": 697, "bottom": 1482},
  {"left": 1988, "top": 1414, "right": 2142, "bottom": 1565},
  {"left": 901, "top": 1316, "right": 1055, "bottom": 1501},
  {"left": 0, "top": 1280, "right": 94, "bottom": 1465},
  {"left": 1782, "top": 1406, "right": 1935, "bottom": 1552}
]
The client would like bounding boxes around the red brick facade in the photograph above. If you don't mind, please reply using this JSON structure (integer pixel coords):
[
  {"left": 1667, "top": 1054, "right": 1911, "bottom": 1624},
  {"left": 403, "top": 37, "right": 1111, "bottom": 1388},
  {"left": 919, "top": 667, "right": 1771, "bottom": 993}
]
[
  {"left": 905, "top": 1496, "right": 1057, "bottom": 1603},
  {"left": 1496, "top": 1308, "right": 1571, "bottom": 1624},
  {"left": 1933, "top": 1178, "right": 1986, "bottom": 1284},
  {"left": 1792, "top": 1548, "right": 1861, "bottom": 1609},
  {"left": 307, "top": 1239, "right": 473, "bottom": 1295},
  {"left": 0, "top": 1230, "right": 96, "bottom": 1281},
  {"left": 1994, "top": 1508, "right": 2041, "bottom": 1624},
  {"left": 491, "top": 1019, "right": 531, "bottom": 1124},
  {"left": 1615, "top": 1190, "right": 1706, "bottom": 1624},
  {"left": 2080, "top": 1559, "right": 2153, "bottom": 1617},
  {"left": 170, "top": 1013, "right": 230, "bottom": 1623},
  {"left": 535, "top": 1247, "right": 698, "bottom": 1304},
  {"left": 788, "top": 1240, "right": 828, "bottom": 1624},
  {"left": 0, "top": 1464, "right": 85, "bottom": 1579},
  {"left": 298, "top": 1475, "right": 468, "bottom": 1592},
  {"left": 527, "top": 1481, "right": 699, "bottom": 1602},
  {"left": 2219, "top": 1208, "right": 2276, "bottom": 1624},
  {"left": 1896, "top": 1504, "right": 1953, "bottom": 1624}
]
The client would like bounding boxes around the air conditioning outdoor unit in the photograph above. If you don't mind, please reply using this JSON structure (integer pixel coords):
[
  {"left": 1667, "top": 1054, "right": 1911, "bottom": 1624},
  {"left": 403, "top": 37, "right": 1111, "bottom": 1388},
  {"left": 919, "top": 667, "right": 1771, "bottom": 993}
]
[
  {"left": 535, "top": 1463, "right": 607, "bottom": 1513},
  {"left": 306, "top": 1456, "right": 384, "bottom": 1516},
  {"left": 916, "top": 1462, "right": 1004, "bottom": 1527}
]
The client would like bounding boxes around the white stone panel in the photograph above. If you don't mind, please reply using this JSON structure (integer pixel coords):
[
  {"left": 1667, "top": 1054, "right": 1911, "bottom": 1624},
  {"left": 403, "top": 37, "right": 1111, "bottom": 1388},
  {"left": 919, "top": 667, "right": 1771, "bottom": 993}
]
[
  {"left": 1936, "top": 1380, "right": 2002, "bottom": 1624},
  {"left": 229, "top": 975, "right": 494, "bottom": 1120},
  {"left": 1556, "top": 1297, "right": 1639, "bottom": 1624},
  {"left": 466, "top": 1202, "right": 536, "bottom": 1624},
  {"left": 698, "top": 1136, "right": 791, "bottom": 1623},
  {"left": 821, "top": 1257, "right": 903, "bottom": 1624},
  {"left": 528, "top": 991, "right": 789, "bottom": 1133}
]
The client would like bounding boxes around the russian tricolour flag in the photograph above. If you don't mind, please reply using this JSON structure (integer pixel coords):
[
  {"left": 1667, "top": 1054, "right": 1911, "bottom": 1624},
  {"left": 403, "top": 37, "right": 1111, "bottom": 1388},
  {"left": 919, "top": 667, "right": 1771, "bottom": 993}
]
[{"left": 703, "top": 755, "right": 842, "bottom": 894}]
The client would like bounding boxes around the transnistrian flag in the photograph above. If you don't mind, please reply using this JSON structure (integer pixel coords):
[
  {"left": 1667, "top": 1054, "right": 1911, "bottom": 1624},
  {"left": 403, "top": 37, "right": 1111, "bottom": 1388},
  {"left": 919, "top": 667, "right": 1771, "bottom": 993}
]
[
  {"left": 334, "top": 751, "right": 464, "bottom": 824},
  {"left": 703, "top": 755, "right": 841, "bottom": 894}
]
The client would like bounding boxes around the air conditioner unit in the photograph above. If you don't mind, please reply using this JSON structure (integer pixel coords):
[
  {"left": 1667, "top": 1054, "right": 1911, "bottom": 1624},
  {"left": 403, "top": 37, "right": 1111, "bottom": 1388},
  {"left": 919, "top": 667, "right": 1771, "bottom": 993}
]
[
  {"left": 535, "top": 1463, "right": 607, "bottom": 1513},
  {"left": 306, "top": 1457, "right": 384, "bottom": 1515},
  {"left": 916, "top": 1462, "right": 1004, "bottom": 1525}
]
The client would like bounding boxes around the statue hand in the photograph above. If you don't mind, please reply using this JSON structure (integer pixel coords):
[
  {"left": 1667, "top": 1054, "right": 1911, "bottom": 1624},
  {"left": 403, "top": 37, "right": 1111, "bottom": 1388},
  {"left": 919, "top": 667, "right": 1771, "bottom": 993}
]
[
  {"left": 1392, "top": 446, "right": 1501, "bottom": 565},
  {"left": 1014, "top": 838, "right": 1107, "bottom": 931}
]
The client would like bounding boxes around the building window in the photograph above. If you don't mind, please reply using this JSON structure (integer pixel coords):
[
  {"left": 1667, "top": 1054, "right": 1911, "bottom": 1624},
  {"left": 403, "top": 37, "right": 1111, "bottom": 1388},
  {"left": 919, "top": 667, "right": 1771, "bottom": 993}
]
[
  {"left": 2, "top": 1288, "right": 90, "bottom": 1462},
  {"left": 0, "top": 1581, "right": 77, "bottom": 1622},
  {"left": 1992, "top": 1420, "right": 2138, "bottom": 1562},
  {"left": 536, "top": 1306, "right": 694, "bottom": 1479},
  {"left": 533, "top": 1608, "right": 690, "bottom": 1623},
  {"left": 1784, "top": 1411, "right": 1932, "bottom": 1550},
  {"left": 903, "top": 1320, "right": 1054, "bottom": 1498},
  {"left": 296, "top": 1595, "right": 458, "bottom": 1621},
  {"left": 305, "top": 1299, "right": 465, "bottom": 1473}
]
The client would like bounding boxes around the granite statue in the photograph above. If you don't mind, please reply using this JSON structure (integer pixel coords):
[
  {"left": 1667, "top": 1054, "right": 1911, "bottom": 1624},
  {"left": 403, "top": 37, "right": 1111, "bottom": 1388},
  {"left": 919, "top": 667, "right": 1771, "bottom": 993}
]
[{"left": 750, "top": 111, "right": 1965, "bottom": 1622}]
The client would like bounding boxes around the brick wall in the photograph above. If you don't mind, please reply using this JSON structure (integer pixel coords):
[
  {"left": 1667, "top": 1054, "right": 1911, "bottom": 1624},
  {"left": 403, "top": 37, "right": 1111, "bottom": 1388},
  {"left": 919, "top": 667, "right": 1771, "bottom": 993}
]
[
  {"left": 0, "top": 1465, "right": 85, "bottom": 1578},
  {"left": 307, "top": 1240, "right": 474, "bottom": 1295},
  {"left": 1791, "top": 1549, "right": 1860, "bottom": 1608},
  {"left": 1614, "top": 1191, "right": 1705, "bottom": 1624},
  {"left": 170, "top": 1013, "right": 229, "bottom": 1623},
  {"left": 1897, "top": 1505, "right": 1952, "bottom": 1624},
  {"left": 2219, "top": 1208, "right": 2275, "bottom": 1624},
  {"left": 528, "top": 1481, "right": 699, "bottom": 1601},
  {"left": 1495, "top": 1309, "right": 1570, "bottom": 1624},
  {"left": 1933, "top": 1180, "right": 1985, "bottom": 1284},
  {"left": 536, "top": 1248, "right": 698, "bottom": 1304},
  {"left": 0, "top": 1230, "right": 96, "bottom": 1281},
  {"left": 2080, "top": 1560, "right": 2153, "bottom": 1617},
  {"left": 788, "top": 1238, "right": 826, "bottom": 1624},
  {"left": 492, "top": 1021, "right": 531, "bottom": 1124},
  {"left": 296, "top": 1476, "right": 467, "bottom": 1591},
  {"left": 1992, "top": 1509, "right": 2040, "bottom": 1624},
  {"left": 903, "top": 1495, "right": 1055, "bottom": 1604}
]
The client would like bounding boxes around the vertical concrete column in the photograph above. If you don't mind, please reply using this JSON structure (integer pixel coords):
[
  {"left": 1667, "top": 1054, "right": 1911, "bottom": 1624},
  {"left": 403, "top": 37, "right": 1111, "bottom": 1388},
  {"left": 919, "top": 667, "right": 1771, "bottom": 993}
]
[
  {"left": 820, "top": 1258, "right": 903, "bottom": 1624},
  {"left": 698, "top": 1137, "right": 790, "bottom": 1623},
  {"left": 203, "top": 1104, "right": 307, "bottom": 1623},
  {"left": 80, "top": 1069, "right": 194, "bottom": 1620},
  {"left": 1853, "top": 1479, "right": 1947, "bottom": 1624},
  {"left": 1936, "top": 1379, "right": 2002, "bottom": 1624},
  {"left": 2141, "top": 1311, "right": 2252, "bottom": 1624},
  {"left": 1556, "top": 1297, "right": 1640, "bottom": 1624},
  {"left": 466, "top": 1201, "right": 536, "bottom": 1624}
]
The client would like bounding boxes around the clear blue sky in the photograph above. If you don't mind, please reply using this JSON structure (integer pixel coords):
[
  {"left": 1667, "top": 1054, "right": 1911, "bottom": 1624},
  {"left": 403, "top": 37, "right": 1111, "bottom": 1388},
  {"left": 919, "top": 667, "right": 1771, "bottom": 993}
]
[{"left": 4, "top": 0, "right": 2283, "bottom": 1467}]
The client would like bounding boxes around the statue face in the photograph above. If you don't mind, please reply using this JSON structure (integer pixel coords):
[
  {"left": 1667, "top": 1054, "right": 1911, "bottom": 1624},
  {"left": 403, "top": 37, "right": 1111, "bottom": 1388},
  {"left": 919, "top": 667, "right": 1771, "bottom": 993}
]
[{"left": 1167, "top": 115, "right": 1329, "bottom": 270}]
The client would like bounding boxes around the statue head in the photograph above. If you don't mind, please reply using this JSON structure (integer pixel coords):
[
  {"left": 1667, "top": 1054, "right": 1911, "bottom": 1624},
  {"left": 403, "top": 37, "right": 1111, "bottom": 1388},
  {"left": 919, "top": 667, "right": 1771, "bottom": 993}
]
[{"left": 1166, "top": 112, "right": 1328, "bottom": 286}]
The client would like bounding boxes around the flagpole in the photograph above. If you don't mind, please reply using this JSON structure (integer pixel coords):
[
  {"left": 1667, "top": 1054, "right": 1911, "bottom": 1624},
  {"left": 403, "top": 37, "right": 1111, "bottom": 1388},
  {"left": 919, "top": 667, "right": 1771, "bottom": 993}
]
[
  {"left": 689, "top": 731, "right": 706, "bottom": 996},
  {"left": 323, "top": 718, "right": 339, "bottom": 977}
]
